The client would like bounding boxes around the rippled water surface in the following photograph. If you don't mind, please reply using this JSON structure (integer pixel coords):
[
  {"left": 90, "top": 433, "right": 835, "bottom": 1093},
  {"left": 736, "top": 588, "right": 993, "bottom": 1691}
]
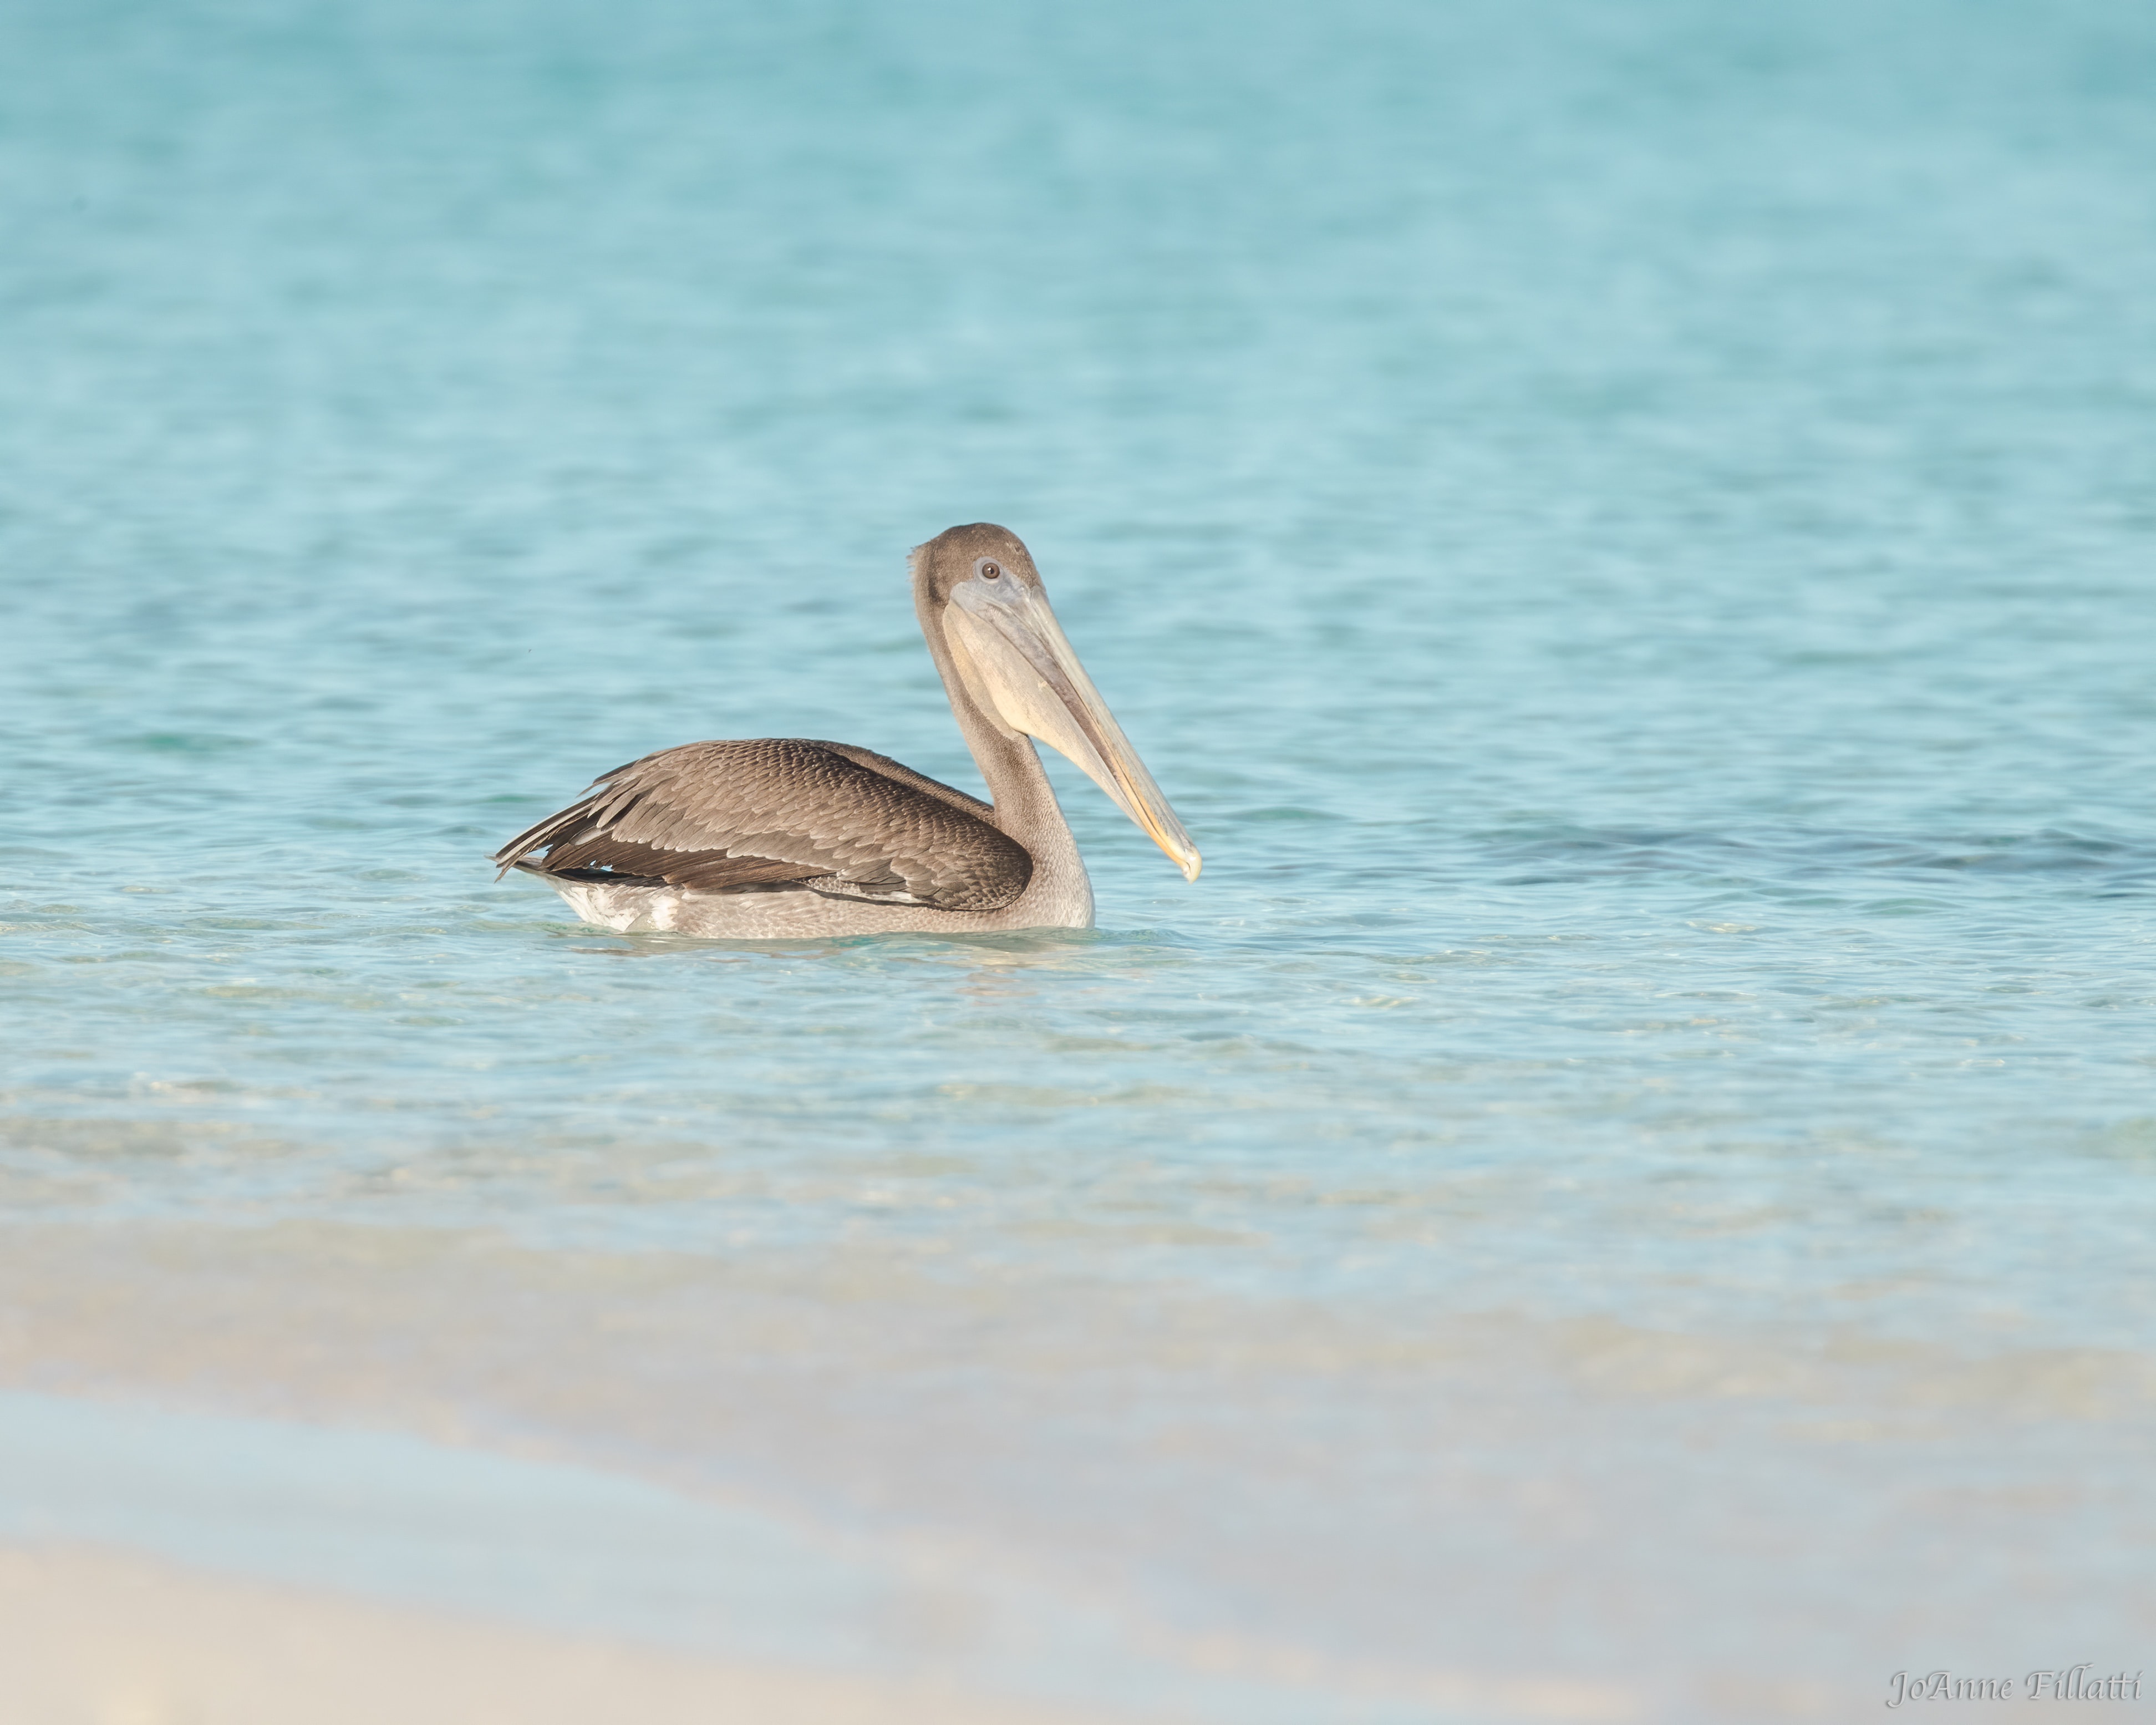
[{"left": 3, "top": 1, "right": 2154, "bottom": 1718}]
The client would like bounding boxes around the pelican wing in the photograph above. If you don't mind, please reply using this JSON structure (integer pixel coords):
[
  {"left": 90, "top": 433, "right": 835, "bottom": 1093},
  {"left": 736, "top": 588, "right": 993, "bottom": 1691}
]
[{"left": 491, "top": 739, "right": 1033, "bottom": 912}]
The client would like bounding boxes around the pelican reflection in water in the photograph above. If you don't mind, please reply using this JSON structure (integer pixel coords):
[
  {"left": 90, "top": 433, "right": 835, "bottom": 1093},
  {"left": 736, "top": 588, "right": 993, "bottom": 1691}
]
[{"left": 493, "top": 524, "right": 1201, "bottom": 937}]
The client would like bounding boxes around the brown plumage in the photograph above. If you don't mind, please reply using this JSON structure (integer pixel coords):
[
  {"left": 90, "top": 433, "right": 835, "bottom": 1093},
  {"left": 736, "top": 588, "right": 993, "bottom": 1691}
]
[
  {"left": 491, "top": 737, "right": 1035, "bottom": 912},
  {"left": 492, "top": 523, "right": 1197, "bottom": 938}
]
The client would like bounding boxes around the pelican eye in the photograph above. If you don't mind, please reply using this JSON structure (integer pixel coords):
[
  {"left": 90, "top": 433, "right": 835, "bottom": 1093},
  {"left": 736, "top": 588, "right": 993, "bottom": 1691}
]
[{"left": 980, "top": 561, "right": 1002, "bottom": 580}]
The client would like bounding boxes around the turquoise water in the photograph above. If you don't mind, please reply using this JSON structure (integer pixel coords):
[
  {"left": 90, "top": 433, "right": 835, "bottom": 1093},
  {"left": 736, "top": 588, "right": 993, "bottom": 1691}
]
[{"left": 4, "top": 0, "right": 2155, "bottom": 1718}]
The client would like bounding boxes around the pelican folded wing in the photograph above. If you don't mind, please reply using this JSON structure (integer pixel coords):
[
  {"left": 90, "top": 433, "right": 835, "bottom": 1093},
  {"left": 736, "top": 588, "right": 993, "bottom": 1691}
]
[{"left": 492, "top": 739, "right": 1034, "bottom": 912}]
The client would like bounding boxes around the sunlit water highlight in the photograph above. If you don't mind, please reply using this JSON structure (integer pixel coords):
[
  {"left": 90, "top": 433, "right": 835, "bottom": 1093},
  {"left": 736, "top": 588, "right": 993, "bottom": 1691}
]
[{"left": 3, "top": 0, "right": 2154, "bottom": 1718}]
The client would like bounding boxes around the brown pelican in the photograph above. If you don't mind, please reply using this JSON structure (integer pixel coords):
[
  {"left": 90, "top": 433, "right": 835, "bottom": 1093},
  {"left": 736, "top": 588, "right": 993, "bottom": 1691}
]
[{"left": 492, "top": 523, "right": 1201, "bottom": 937}]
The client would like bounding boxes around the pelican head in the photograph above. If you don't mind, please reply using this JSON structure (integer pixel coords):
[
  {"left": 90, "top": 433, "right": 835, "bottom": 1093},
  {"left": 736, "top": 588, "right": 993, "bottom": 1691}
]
[{"left": 912, "top": 524, "right": 1201, "bottom": 882}]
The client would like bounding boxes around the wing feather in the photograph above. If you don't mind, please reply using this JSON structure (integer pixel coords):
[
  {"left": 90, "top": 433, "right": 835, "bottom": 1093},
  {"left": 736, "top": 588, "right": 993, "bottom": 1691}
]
[{"left": 492, "top": 739, "right": 1032, "bottom": 912}]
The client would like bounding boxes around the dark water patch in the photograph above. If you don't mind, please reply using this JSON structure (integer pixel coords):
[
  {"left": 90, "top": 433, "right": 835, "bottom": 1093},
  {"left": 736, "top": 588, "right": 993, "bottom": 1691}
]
[
  {"left": 1454, "top": 825, "right": 2156, "bottom": 897},
  {"left": 105, "top": 731, "right": 260, "bottom": 754}
]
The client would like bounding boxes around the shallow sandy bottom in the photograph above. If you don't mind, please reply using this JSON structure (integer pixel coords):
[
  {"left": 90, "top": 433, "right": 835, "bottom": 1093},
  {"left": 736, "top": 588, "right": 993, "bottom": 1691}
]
[
  {"left": 4, "top": 1223, "right": 2149, "bottom": 1722},
  {"left": 1, "top": 1543, "right": 1139, "bottom": 1725}
]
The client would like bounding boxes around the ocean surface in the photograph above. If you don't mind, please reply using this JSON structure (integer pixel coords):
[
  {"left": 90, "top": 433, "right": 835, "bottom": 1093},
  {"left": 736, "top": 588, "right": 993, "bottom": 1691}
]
[{"left": 3, "top": 0, "right": 2153, "bottom": 1718}]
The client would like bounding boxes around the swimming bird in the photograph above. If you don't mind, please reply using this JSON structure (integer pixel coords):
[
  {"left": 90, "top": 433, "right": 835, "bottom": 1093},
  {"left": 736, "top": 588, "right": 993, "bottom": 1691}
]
[{"left": 492, "top": 523, "right": 1201, "bottom": 937}]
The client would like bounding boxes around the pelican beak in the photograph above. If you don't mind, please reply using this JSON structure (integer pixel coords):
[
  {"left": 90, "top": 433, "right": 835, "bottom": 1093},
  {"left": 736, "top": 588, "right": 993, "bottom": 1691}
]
[{"left": 945, "top": 577, "right": 1202, "bottom": 881}]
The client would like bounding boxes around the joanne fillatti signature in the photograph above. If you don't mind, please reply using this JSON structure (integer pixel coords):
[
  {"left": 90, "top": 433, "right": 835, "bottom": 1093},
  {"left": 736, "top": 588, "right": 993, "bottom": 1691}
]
[{"left": 1887, "top": 1667, "right": 2144, "bottom": 1706}]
